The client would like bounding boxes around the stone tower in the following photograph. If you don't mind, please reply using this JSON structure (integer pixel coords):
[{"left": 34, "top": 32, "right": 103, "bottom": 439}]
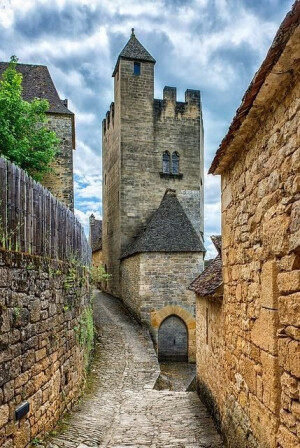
[{"left": 103, "top": 30, "right": 204, "bottom": 300}]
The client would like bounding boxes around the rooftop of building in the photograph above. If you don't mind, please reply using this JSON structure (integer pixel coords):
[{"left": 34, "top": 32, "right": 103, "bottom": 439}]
[
  {"left": 209, "top": 0, "right": 300, "bottom": 174},
  {"left": 189, "top": 235, "right": 222, "bottom": 296},
  {"left": 121, "top": 189, "right": 205, "bottom": 259},
  {"left": 112, "top": 29, "right": 156, "bottom": 76},
  {"left": 0, "top": 62, "right": 73, "bottom": 115}
]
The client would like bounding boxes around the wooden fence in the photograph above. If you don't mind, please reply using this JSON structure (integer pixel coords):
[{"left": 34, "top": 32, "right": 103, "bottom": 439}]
[{"left": 0, "top": 158, "right": 91, "bottom": 265}]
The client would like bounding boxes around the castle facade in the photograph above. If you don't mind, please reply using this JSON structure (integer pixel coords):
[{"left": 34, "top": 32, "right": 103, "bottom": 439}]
[{"left": 102, "top": 30, "right": 205, "bottom": 361}]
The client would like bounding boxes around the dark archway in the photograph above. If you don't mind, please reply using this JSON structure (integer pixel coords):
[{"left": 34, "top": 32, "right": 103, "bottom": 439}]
[{"left": 158, "top": 315, "right": 188, "bottom": 362}]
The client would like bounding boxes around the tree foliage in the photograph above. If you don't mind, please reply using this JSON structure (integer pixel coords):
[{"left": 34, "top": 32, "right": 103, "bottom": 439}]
[{"left": 0, "top": 56, "right": 60, "bottom": 181}]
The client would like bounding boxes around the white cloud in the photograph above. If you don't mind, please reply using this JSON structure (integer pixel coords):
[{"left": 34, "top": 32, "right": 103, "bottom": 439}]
[
  {"left": 74, "top": 207, "right": 102, "bottom": 231},
  {"left": 74, "top": 140, "right": 101, "bottom": 178}
]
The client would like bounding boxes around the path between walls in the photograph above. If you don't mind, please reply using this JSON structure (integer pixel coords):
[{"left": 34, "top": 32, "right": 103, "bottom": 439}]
[{"left": 45, "top": 291, "right": 223, "bottom": 448}]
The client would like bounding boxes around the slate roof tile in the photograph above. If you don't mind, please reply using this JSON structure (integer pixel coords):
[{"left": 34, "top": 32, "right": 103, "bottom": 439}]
[
  {"left": 0, "top": 62, "right": 73, "bottom": 115},
  {"left": 189, "top": 235, "right": 223, "bottom": 296},
  {"left": 121, "top": 189, "right": 205, "bottom": 259}
]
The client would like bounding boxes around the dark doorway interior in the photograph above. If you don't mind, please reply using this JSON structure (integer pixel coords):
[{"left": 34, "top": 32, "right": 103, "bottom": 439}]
[{"left": 158, "top": 315, "right": 188, "bottom": 362}]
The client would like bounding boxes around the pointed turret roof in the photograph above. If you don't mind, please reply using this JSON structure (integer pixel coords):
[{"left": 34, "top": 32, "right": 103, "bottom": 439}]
[
  {"left": 112, "top": 29, "right": 156, "bottom": 76},
  {"left": 121, "top": 189, "right": 205, "bottom": 259}
]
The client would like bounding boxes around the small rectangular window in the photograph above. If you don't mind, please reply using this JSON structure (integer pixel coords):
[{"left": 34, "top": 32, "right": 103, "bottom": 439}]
[{"left": 134, "top": 62, "right": 141, "bottom": 75}]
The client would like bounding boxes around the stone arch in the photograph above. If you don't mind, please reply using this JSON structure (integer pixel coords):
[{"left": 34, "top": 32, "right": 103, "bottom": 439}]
[
  {"left": 158, "top": 314, "right": 188, "bottom": 362},
  {"left": 151, "top": 305, "right": 196, "bottom": 362}
]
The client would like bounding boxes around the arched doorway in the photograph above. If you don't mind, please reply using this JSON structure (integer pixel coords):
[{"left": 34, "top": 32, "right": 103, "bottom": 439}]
[{"left": 158, "top": 315, "right": 188, "bottom": 362}]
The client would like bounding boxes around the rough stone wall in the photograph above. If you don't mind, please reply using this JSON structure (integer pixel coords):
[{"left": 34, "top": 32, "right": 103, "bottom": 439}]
[
  {"left": 196, "top": 294, "right": 224, "bottom": 430},
  {"left": 122, "top": 252, "right": 204, "bottom": 361},
  {"left": 92, "top": 250, "right": 103, "bottom": 268},
  {"left": 121, "top": 253, "right": 141, "bottom": 319},
  {"left": 0, "top": 249, "right": 91, "bottom": 448},
  {"left": 43, "top": 114, "right": 74, "bottom": 210},
  {"left": 215, "top": 71, "right": 299, "bottom": 446},
  {"left": 102, "top": 57, "right": 204, "bottom": 298}
]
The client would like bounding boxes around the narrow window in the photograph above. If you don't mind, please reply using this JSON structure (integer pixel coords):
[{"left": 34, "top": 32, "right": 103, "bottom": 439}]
[
  {"left": 162, "top": 151, "right": 170, "bottom": 173},
  {"left": 134, "top": 62, "right": 141, "bottom": 75},
  {"left": 172, "top": 151, "right": 180, "bottom": 174}
]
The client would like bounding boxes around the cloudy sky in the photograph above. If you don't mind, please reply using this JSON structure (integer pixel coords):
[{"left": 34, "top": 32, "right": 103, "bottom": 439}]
[{"left": 0, "top": 0, "right": 293, "bottom": 257}]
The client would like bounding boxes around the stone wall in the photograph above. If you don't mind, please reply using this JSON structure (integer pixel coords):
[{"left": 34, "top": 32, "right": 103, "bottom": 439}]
[
  {"left": 122, "top": 252, "right": 203, "bottom": 361},
  {"left": 0, "top": 249, "right": 92, "bottom": 448},
  {"left": 43, "top": 114, "right": 74, "bottom": 210},
  {"left": 198, "top": 55, "right": 299, "bottom": 446},
  {"left": 92, "top": 249, "right": 103, "bottom": 269},
  {"left": 196, "top": 294, "right": 224, "bottom": 431}
]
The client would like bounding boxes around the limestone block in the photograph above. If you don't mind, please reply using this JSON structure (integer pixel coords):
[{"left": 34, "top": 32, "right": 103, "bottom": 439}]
[
  {"left": 0, "top": 405, "right": 9, "bottom": 429},
  {"left": 262, "top": 214, "right": 290, "bottom": 256},
  {"left": 277, "top": 424, "right": 300, "bottom": 448},
  {"left": 260, "top": 350, "right": 280, "bottom": 413},
  {"left": 287, "top": 340, "right": 300, "bottom": 377},
  {"left": 279, "top": 254, "right": 300, "bottom": 272},
  {"left": 13, "top": 421, "right": 30, "bottom": 448},
  {"left": 251, "top": 308, "right": 278, "bottom": 355},
  {"left": 285, "top": 325, "right": 300, "bottom": 341},
  {"left": 239, "top": 356, "right": 257, "bottom": 394},
  {"left": 280, "top": 409, "right": 297, "bottom": 433},
  {"left": 29, "top": 299, "right": 41, "bottom": 322},
  {"left": 277, "top": 271, "right": 300, "bottom": 295},
  {"left": 291, "top": 400, "right": 300, "bottom": 420},
  {"left": 261, "top": 260, "right": 278, "bottom": 309},
  {"left": 249, "top": 394, "right": 278, "bottom": 448},
  {"left": 278, "top": 293, "right": 300, "bottom": 326}
]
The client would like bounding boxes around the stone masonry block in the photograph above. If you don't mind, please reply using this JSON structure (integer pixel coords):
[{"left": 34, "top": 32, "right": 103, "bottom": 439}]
[
  {"left": 262, "top": 214, "right": 290, "bottom": 256},
  {"left": 261, "top": 350, "right": 280, "bottom": 413},
  {"left": 261, "top": 260, "right": 278, "bottom": 309},
  {"left": 277, "top": 270, "right": 300, "bottom": 294},
  {"left": 277, "top": 424, "right": 300, "bottom": 448},
  {"left": 249, "top": 394, "right": 278, "bottom": 448},
  {"left": 251, "top": 308, "right": 278, "bottom": 355},
  {"left": 278, "top": 293, "right": 300, "bottom": 326}
]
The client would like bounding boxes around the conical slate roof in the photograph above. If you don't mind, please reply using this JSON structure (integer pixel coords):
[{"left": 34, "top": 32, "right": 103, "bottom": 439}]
[
  {"left": 112, "top": 29, "right": 155, "bottom": 76},
  {"left": 121, "top": 189, "right": 205, "bottom": 259}
]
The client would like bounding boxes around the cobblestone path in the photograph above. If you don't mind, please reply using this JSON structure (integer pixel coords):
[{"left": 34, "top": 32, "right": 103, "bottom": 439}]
[{"left": 47, "top": 291, "right": 223, "bottom": 448}]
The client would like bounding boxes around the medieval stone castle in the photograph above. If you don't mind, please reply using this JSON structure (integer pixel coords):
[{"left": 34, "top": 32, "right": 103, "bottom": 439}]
[
  {"left": 0, "top": 2, "right": 299, "bottom": 448},
  {"left": 102, "top": 29, "right": 205, "bottom": 361}
]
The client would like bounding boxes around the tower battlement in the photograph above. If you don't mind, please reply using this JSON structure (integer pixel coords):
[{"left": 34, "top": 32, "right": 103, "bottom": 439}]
[
  {"left": 102, "top": 102, "right": 115, "bottom": 135},
  {"left": 154, "top": 87, "right": 201, "bottom": 120}
]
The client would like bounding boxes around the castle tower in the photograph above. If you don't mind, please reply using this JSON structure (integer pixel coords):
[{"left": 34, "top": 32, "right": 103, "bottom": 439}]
[{"left": 103, "top": 31, "right": 205, "bottom": 360}]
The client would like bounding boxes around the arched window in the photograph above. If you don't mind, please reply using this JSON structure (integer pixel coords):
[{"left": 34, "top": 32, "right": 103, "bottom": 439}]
[
  {"left": 172, "top": 151, "right": 180, "bottom": 174},
  {"left": 162, "top": 151, "right": 170, "bottom": 173}
]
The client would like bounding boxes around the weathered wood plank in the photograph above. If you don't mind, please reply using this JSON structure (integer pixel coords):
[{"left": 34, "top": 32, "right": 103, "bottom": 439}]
[{"left": 0, "top": 157, "right": 91, "bottom": 264}]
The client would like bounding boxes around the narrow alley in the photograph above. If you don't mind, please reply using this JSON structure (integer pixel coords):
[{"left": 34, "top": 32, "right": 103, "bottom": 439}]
[{"left": 46, "top": 291, "right": 223, "bottom": 448}]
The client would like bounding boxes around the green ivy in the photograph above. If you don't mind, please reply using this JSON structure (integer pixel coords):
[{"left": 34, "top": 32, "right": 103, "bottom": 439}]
[{"left": 77, "top": 306, "right": 94, "bottom": 368}]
